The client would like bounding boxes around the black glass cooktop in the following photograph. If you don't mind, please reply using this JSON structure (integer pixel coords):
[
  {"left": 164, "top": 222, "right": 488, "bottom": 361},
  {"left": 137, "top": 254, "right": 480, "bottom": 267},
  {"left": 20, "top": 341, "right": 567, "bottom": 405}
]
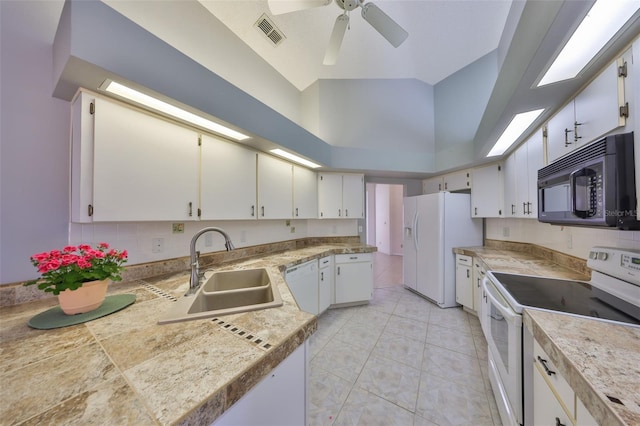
[{"left": 491, "top": 272, "right": 640, "bottom": 326}]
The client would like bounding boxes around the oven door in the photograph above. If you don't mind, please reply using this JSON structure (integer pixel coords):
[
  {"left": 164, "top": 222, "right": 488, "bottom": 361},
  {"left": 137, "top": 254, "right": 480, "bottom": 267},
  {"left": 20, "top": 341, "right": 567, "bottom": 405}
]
[{"left": 482, "top": 276, "right": 523, "bottom": 425}]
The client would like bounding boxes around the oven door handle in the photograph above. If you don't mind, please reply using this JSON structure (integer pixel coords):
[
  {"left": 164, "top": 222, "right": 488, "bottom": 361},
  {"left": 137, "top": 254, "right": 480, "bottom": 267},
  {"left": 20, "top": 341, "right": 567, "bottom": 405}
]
[{"left": 483, "top": 277, "right": 522, "bottom": 326}]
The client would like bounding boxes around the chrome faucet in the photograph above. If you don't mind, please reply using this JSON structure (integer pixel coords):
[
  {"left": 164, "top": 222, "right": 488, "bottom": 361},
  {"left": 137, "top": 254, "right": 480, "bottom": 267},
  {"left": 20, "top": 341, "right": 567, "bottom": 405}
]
[{"left": 189, "top": 227, "right": 235, "bottom": 293}]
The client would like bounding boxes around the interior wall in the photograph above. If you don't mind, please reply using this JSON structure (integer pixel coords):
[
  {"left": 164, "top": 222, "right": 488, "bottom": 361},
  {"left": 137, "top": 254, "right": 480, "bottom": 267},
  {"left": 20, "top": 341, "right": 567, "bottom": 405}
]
[{"left": 486, "top": 218, "right": 640, "bottom": 260}]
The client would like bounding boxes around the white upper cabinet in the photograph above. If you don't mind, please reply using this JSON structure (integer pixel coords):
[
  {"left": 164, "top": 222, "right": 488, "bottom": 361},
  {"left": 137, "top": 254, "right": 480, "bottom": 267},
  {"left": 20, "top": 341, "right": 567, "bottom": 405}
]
[
  {"left": 422, "top": 170, "right": 471, "bottom": 194},
  {"left": 524, "top": 131, "right": 544, "bottom": 218},
  {"left": 471, "top": 163, "right": 503, "bottom": 218},
  {"left": 292, "top": 165, "right": 318, "bottom": 219},
  {"left": 318, "top": 173, "right": 365, "bottom": 219},
  {"left": 504, "top": 130, "right": 543, "bottom": 219},
  {"left": 422, "top": 176, "right": 443, "bottom": 194},
  {"left": 73, "top": 93, "right": 200, "bottom": 222},
  {"left": 200, "top": 134, "right": 257, "bottom": 220},
  {"left": 342, "top": 173, "right": 365, "bottom": 219},
  {"left": 257, "top": 153, "right": 293, "bottom": 219},
  {"left": 547, "top": 50, "right": 629, "bottom": 163}
]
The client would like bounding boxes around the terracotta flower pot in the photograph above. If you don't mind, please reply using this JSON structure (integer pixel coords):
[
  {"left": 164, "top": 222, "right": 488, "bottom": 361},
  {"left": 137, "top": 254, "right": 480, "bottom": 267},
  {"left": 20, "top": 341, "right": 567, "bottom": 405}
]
[{"left": 57, "top": 279, "right": 109, "bottom": 315}]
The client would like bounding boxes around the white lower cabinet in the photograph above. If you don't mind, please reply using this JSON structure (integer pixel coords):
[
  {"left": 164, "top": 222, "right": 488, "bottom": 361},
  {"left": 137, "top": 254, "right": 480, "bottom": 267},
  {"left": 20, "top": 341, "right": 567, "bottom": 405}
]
[
  {"left": 532, "top": 339, "right": 597, "bottom": 426},
  {"left": 455, "top": 254, "right": 474, "bottom": 310},
  {"left": 334, "top": 253, "right": 373, "bottom": 304},
  {"left": 318, "top": 256, "right": 333, "bottom": 313},
  {"left": 212, "top": 342, "right": 307, "bottom": 426}
]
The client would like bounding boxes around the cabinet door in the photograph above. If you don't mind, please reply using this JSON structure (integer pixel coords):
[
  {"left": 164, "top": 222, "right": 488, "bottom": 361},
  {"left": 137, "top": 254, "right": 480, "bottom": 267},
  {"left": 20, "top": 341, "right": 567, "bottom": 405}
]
[
  {"left": 444, "top": 170, "right": 471, "bottom": 191},
  {"left": 319, "top": 263, "right": 332, "bottom": 313},
  {"left": 526, "top": 132, "right": 544, "bottom": 219},
  {"left": 574, "top": 60, "right": 625, "bottom": 145},
  {"left": 257, "top": 154, "right": 293, "bottom": 219},
  {"left": 423, "top": 177, "right": 443, "bottom": 194},
  {"left": 546, "top": 101, "right": 576, "bottom": 163},
  {"left": 455, "top": 258, "right": 473, "bottom": 309},
  {"left": 318, "top": 173, "right": 343, "bottom": 218},
  {"left": 533, "top": 364, "right": 573, "bottom": 426},
  {"left": 92, "top": 98, "right": 199, "bottom": 221},
  {"left": 503, "top": 153, "right": 518, "bottom": 217},
  {"left": 293, "top": 165, "right": 318, "bottom": 219},
  {"left": 471, "top": 164, "right": 503, "bottom": 217},
  {"left": 514, "top": 143, "right": 529, "bottom": 218},
  {"left": 335, "top": 256, "right": 373, "bottom": 304},
  {"left": 70, "top": 92, "right": 95, "bottom": 223},
  {"left": 342, "top": 174, "right": 365, "bottom": 218},
  {"left": 201, "top": 134, "right": 257, "bottom": 220},
  {"left": 213, "top": 342, "right": 307, "bottom": 426}
]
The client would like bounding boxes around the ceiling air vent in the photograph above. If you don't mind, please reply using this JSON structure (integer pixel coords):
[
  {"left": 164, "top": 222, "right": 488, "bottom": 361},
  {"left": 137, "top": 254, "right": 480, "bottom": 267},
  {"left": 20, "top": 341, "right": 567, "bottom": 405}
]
[{"left": 255, "top": 14, "right": 286, "bottom": 46}]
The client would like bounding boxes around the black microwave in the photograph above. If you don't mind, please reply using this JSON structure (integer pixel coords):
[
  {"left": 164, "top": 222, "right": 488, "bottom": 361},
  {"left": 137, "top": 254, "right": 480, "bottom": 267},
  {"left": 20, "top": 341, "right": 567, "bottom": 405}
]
[{"left": 537, "top": 132, "right": 639, "bottom": 229}]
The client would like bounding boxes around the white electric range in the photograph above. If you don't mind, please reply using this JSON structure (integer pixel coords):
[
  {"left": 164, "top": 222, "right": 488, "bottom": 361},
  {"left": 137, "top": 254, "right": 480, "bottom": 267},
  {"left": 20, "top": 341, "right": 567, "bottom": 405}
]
[{"left": 480, "top": 246, "right": 640, "bottom": 426}]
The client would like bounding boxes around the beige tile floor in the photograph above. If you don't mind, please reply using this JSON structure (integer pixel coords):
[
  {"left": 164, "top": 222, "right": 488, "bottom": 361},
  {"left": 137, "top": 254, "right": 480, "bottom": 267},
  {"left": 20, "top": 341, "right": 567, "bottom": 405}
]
[{"left": 308, "top": 252, "right": 502, "bottom": 425}]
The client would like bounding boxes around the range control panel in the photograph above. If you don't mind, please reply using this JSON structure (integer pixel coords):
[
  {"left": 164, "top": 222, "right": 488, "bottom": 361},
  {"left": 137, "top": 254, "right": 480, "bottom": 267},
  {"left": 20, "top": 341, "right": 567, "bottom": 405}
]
[{"left": 588, "top": 247, "right": 640, "bottom": 285}]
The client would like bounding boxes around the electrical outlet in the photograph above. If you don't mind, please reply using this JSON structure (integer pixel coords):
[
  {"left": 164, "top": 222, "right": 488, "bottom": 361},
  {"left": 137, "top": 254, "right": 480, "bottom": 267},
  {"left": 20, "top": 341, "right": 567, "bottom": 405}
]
[
  {"left": 290, "top": 226, "right": 295, "bottom": 233},
  {"left": 172, "top": 223, "right": 184, "bottom": 234},
  {"left": 152, "top": 238, "right": 164, "bottom": 253},
  {"left": 285, "top": 219, "right": 291, "bottom": 226},
  {"left": 204, "top": 233, "right": 213, "bottom": 247}
]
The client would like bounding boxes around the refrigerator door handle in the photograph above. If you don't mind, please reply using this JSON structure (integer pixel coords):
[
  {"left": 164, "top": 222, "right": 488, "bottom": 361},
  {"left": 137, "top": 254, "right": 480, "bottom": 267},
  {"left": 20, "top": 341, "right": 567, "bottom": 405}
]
[{"left": 413, "top": 212, "right": 419, "bottom": 251}]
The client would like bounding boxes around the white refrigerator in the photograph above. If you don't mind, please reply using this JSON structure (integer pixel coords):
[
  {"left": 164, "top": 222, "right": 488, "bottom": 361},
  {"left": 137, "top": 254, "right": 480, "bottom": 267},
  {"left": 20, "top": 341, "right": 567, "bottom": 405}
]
[{"left": 403, "top": 192, "right": 482, "bottom": 308}]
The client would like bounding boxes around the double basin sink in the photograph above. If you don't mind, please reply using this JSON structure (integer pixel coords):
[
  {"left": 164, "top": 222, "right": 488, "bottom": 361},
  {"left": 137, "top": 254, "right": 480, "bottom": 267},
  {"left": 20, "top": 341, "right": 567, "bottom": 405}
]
[{"left": 158, "top": 268, "right": 283, "bottom": 324}]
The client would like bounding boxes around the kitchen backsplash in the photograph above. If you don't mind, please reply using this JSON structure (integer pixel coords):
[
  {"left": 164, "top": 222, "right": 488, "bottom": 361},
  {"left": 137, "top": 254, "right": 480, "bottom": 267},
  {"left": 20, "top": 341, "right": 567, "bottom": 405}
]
[
  {"left": 68, "top": 219, "right": 359, "bottom": 267},
  {"left": 486, "top": 218, "right": 640, "bottom": 259}
]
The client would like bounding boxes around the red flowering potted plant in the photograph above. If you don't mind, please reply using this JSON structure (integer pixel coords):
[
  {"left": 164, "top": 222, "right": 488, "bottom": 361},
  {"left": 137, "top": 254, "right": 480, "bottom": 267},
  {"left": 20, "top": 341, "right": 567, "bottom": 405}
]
[{"left": 25, "top": 243, "right": 128, "bottom": 314}]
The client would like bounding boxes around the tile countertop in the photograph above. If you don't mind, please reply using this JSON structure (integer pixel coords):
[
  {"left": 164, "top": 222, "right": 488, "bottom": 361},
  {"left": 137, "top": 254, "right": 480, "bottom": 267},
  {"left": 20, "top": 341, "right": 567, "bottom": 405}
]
[
  {"left": 0, "top": 243, "right": 375, "bottom": 425},
  {"left": 455, "top": 245, "right": 640, "bottom": 426}
]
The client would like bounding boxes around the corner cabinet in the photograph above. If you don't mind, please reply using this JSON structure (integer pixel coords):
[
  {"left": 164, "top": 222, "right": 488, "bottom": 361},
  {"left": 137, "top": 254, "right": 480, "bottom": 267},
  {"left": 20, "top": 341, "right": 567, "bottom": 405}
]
[
  {"left": 200, "top": 134, "right": 257, "bottom": 220},
  {"left": 318, "top": 173, "right": 365, "bottom": 219},
  {"left": 71, "top": 91, "right": 200, "bottom": 222},
  {"left": 471, "top": 163, "right": 503, "bottom": 218}
]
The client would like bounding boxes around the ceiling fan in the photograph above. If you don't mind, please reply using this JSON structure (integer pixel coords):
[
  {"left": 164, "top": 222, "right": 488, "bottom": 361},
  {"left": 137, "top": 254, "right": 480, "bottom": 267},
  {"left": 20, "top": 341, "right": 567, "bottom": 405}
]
[{"left": 267, "top": 0, "right": 409, "bottom": 65}]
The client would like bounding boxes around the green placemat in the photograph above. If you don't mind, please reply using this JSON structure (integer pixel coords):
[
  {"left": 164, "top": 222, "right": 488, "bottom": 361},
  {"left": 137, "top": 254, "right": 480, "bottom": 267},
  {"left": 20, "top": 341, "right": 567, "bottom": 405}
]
[{"left": 28, "top": 294, "right": 136, "bottom": 330}]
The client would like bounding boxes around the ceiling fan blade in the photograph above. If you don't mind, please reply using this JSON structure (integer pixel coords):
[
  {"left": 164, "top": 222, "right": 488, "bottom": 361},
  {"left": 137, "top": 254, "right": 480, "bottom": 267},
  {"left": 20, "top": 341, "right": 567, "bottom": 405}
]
[
  {"left": 268, "top": 0, "right": 332, "bottom": 15},
  {"left": 360, "top": 2, "right": 408, "bottom": 48},
  {"left": 323, "top": 14, "right": 349, "bottom": 65}
]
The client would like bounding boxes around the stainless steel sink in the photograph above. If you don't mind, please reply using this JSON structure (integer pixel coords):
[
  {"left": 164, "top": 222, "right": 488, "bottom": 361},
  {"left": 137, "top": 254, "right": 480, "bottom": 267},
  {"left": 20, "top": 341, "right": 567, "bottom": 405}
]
[{"left": 158, "top": 268, "right": 283, "bottom": 324}]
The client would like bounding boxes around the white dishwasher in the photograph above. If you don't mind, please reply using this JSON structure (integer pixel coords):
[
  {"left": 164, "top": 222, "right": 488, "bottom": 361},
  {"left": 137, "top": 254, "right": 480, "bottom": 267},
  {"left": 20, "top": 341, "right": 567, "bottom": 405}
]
[{"left": 285, "top": 260, "right": 319, "bottom": 315}]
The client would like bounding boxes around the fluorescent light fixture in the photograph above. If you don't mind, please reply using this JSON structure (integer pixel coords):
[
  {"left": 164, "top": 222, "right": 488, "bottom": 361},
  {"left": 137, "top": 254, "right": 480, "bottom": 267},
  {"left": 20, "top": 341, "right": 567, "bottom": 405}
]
[
  {"left": 487, "top": 109, "right": 544, "bottom": 157},
  {"left": 269, "top": 148, "right": 321, "bottom": 168},
  {"left": 101, "top": 80, "right": 250, "bottom": 141},
  {"left": 538, "top": 0, "right": 638, "bottom": 86}
]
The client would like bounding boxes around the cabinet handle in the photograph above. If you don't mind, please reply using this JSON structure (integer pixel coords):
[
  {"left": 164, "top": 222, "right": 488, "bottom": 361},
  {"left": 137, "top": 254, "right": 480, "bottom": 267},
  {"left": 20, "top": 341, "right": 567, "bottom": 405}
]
[
  {"left": 295, "top": 207, "right": 299, "bottom": 217},
  {"left": 350, "top": 256, "right": 358, "bottom": 260},
  {"left": 573, "top": 121, "right": 582, "bottom": 143},
  {"left": 445, "top": 182, "right": 448, "bottom": 190},
  {"left": 555, "top": 418, "right": 566, "bottom": 426},
  {"left": 511, "top": 204, "right": 515, "bottom": 215},
  {"left": 564, "top": 128, "right": 573, "bottom": 147},
  {"left": 188, "top": 202, "right": 193, "bottom": 217},
  {"left": 345, "top": 209, "right": 349, "bottom": 217},
  {"left": 527, "top": 202, "right": 532, "bottom": 215},
  {"left": 251, "top": 205, "right": 255, "bottom": 217},
  {"left": 537, "top": 356, "right": 556, "bottom": 376},
  {"left": 438, "top": 183, "right": 442, "bottom": 191},
  {"left": 338, "top": 209, "right": 341, "bottom": 217},
  {"left": 467, "top": 269, "right": 470, "bottom": 278},
  {"left": 477, "top": 277, "right": 480, "bottom": 288},
  {"left": 320, "top": 272, "right": 324, "bottom": 281},
  {"left": 474, "top": 207, "right": 478, "bottom": 215},
  {"left": 261, "top": 206, "right": 265, "bottom": 217},
  {"left": 337, "top": 266, "right": 341, "bottom": 275},
  {"left": 523, "top": 202, "right": 527, "bottom": 215}
]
